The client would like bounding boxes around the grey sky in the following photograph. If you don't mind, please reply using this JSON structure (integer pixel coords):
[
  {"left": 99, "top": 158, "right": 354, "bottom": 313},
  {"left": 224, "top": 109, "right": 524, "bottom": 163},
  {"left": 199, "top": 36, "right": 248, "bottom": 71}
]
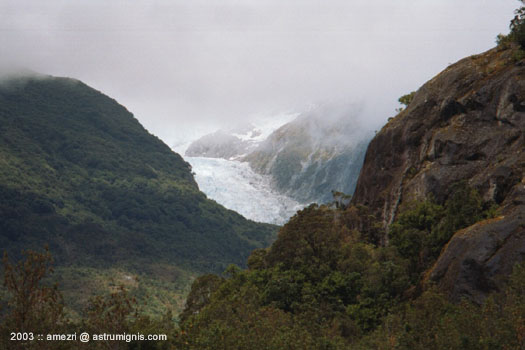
[{"left": 0, "top": 0, "right": 518, "bottom": 145}]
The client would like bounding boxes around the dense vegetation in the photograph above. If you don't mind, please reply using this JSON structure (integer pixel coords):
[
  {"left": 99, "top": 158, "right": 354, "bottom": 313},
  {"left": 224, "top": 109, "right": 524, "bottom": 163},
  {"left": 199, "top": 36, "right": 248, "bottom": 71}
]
[
  {"left": 390, "top": 181, "right": 497, "bottom": 284},
  {"left": 170, "top": 182, "right": 523, "bottom": 350},
  {"left": 1, "top": 248, "right": 176, "bottom": 349},
  {"left": 3, "top": 223, "right": 524, "bottom": 349},
  {"left": 0, "top": 75, "right": 277, "bottom": 316}
]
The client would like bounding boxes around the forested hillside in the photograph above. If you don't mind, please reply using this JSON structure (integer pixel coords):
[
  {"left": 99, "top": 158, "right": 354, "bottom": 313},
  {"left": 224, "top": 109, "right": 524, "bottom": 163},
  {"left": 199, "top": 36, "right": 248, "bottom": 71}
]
[{"left": 0, "top": 74, "right": 277, "bottom": 316}]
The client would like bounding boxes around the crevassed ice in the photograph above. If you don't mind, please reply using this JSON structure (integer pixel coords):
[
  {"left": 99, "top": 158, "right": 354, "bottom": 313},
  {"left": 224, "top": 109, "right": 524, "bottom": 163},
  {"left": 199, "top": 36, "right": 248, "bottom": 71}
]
[{"left": 186, "top": 156, "right": 304, "bottom": 225}]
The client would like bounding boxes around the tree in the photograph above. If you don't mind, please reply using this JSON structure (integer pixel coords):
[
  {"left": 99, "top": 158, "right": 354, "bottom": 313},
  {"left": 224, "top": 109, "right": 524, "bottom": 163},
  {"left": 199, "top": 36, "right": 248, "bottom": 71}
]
[
  {"left": 0, "top": 247, "right": 66, "bottom": 350},
  {"left": 510, "top": 1, "right": 525, "bottom": 49},
  {"left": 179, "top": 274, "right": 223, "bottom": 324},
  {"left": 84, "top": 285, "right": 138, "bottom": 350}
]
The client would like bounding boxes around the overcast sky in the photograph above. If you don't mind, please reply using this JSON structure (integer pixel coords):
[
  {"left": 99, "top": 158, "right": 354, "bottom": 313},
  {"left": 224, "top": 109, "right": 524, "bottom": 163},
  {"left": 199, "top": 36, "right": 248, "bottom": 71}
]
[{"left": 0, "top": 0, "right": 518, "bottom": 146}]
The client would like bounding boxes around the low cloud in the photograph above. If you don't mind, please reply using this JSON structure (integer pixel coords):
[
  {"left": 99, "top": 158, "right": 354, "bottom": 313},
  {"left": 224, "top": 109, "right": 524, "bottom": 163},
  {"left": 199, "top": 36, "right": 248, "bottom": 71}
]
[{"left": 0, "top": 0, "right": 517, "bottom": 145}]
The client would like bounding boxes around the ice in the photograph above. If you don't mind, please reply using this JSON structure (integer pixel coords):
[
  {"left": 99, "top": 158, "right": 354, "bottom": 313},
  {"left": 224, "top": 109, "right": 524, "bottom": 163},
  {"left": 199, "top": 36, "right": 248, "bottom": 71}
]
[
  {"left": 185, "top": 156, "right": 305, "bottom": 225},
  {"left": 172, "top": 111, "right": 304, "bottom": 225}
]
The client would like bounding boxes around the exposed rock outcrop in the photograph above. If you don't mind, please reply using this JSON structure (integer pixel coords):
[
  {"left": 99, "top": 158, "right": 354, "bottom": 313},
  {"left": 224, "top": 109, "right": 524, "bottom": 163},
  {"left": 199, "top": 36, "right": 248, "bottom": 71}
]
[
  {"left": 352, "top": 47, "right": 525, "bottom": 301},
  {"left": 243, "top": 106, "right": 371, "bottom": 204}
]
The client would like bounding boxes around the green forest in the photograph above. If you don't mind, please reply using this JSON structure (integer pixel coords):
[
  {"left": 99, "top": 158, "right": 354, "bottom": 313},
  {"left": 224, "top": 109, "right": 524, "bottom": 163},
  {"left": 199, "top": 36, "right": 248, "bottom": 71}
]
[
  {"left": 1, "top": 188, "right": 524, "bottom": 349},
  {"left": 174, "top": 182, "right": 525, "bottom": 350},
  {"left": 0, "top": 76, "right": 277, "bottom": 318}
]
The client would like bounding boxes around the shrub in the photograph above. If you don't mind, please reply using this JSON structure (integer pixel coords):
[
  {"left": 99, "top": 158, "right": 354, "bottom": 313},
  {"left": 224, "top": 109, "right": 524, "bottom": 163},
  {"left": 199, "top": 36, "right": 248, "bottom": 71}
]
[
  {"left": 396, "top": 91, "right": 416, "bottom": 113},
  {"left": 390, "top": 182, "right": 490, "bottom": 282}
]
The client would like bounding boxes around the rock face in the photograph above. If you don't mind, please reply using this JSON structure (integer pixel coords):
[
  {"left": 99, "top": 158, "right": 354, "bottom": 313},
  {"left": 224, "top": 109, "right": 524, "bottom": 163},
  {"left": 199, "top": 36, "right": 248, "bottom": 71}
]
[
  {"left": 352, "top": 47, "right": 525, "bottom": 301},
  {"left": 244, "top": 108, "right": 370, "bottom": 204}
]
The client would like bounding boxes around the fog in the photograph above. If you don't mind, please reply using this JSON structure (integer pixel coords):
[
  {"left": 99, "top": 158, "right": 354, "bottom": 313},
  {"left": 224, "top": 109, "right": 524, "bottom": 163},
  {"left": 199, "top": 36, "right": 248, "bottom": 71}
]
[
  {"left": 267, "top": 102, "right": 371, "bottom": 151},
  {"left": 0, "top": 0, "right": 517, "bottom": 146}
]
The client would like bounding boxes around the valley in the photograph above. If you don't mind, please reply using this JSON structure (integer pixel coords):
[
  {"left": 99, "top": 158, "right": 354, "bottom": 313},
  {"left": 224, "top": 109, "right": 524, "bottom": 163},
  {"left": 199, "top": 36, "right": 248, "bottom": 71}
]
[
  {"left": 1, "top": 2, "right": 523, "bottom": 349},
  {"left": 181, "top": 106, "right": 371, "bottom": 224}
]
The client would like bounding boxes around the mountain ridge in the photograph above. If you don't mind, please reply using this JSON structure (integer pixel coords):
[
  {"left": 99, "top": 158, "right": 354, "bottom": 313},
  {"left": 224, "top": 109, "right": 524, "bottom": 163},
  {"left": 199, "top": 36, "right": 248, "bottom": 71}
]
[{"left": 0, "top": 74, "right": 277, "bottom": 315}]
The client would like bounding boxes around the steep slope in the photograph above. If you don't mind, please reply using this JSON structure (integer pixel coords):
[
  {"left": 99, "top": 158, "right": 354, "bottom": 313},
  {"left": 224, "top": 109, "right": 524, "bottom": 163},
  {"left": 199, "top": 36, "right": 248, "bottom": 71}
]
[
  {"left": 0, "top": 74, "right": 277, "bottom": 314},
  {"left": 352, "top": 47, "right": 525, "bottom": 301},
  {"left": 245, "top": 108, "right": 370, "bottom": 204}
]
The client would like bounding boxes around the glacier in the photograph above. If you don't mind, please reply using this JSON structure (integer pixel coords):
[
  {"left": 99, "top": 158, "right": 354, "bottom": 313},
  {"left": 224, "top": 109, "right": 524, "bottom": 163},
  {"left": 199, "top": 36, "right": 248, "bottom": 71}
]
[
  {"left": 173, "top": 112, "right": 304, "bottom": 225},
  {"left": 185, "top": 156, "right": 305, "bottom": 225}
]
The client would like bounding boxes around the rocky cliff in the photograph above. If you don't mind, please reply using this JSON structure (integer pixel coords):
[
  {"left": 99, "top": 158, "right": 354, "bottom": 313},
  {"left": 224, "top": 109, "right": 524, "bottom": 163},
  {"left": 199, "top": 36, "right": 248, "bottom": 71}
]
[
  {"left": 352, "top": 46, "right": 525, "bottom": 301},
  {"left": 244, "top": 108, "right": 370, "bottom": 204}
]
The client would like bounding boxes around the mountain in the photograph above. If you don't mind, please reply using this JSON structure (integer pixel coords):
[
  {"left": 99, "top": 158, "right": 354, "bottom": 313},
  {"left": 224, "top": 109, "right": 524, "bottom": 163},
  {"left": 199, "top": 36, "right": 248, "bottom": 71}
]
[
  {"left": 352, "top": 46, "right": 525, "bottom": 302},
  {"left": 175, "top": 44, "right": 525, "bottom": 349},
  {"left": 182, "top": 118, "right": 306, "bottom": 225},
  {"left": 0, "top": 74, "right": 277, "bottom": 315},
  {"left": 244, "top": 107, "right": 370, "bottom": 203}
]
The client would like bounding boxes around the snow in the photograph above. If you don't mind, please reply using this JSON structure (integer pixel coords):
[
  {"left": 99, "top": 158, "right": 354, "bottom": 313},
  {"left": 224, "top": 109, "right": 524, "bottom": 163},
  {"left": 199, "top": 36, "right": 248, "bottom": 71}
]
[{"left": 185, "top": 156, "right": 304, "bottom": 225}]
